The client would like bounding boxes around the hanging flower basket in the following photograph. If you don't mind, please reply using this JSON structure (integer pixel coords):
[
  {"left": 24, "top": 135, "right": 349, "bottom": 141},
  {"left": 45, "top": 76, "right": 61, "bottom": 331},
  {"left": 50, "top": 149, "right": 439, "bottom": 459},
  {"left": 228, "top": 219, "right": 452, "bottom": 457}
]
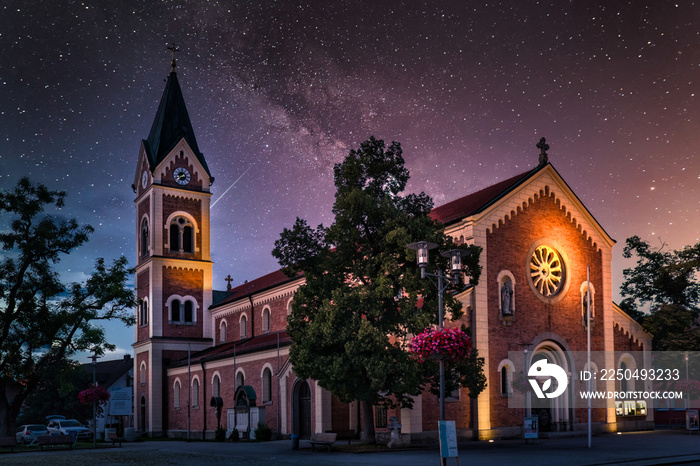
[
  {"left": 78, "top": 384, "right": 111, "bottom": 405},
  {"left": 673, "top": 379, "right": 700, "bottom": 398},
  {"left": 410, "top": 327, "right": 472, "bottom": 363}
]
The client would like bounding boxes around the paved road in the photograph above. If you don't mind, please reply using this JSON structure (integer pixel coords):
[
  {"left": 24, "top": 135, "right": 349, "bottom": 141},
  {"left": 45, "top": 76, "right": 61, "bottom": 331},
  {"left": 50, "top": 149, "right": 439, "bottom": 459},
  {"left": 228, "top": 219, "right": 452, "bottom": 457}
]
[{"left": 1, "top": 430, "right": 700, "bottom": 465}]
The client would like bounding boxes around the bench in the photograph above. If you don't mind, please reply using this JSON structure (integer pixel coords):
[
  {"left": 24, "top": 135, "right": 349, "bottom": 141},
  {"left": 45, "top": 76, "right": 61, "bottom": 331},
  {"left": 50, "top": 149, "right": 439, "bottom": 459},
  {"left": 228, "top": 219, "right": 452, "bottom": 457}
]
[
  {"left": 325, "top": 429, "right": 355, "bottom": 445},
  {"left": 309, "top": 432, "right": 337, "bottom": 452},
  {"left": 0, "top": 437, "right": 16, "bottom": 452},
  {"left": 108, "top": 431, "right": 123, "bottom": 447},
  {"left": 37, "top": 435, "right": 74, "bottom": 451}
]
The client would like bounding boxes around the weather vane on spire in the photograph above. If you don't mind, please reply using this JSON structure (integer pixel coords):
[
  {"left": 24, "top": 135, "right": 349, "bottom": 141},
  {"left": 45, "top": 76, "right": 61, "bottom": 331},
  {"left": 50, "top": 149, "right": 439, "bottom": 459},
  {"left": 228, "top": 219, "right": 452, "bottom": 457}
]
[
  {"left": 167, "top": 43, "right": 180, "bottom": 72},
  {"left": 536, "top": 137, "right": 549, "bottom": 165}
]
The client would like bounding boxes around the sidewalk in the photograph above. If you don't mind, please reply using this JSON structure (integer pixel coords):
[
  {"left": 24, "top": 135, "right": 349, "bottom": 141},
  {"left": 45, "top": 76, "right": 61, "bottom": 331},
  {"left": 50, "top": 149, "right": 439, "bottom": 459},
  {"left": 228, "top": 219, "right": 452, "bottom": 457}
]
[{"left": 1, "top": 430, "right": 699, "bottom": 465}]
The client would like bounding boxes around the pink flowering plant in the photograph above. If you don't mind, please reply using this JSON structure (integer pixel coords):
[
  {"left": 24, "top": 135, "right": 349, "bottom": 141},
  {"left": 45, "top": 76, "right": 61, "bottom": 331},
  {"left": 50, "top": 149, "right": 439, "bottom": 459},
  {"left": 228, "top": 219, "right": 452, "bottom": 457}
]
[
  {"left": 673, "top": 379, "right": 700, "bottom": 398},
  {"left": 78, "top": 384, "right": 111, "bottom": 405},
  {"left": 410, "top": 327, "right": 472, "bottom": 363}
]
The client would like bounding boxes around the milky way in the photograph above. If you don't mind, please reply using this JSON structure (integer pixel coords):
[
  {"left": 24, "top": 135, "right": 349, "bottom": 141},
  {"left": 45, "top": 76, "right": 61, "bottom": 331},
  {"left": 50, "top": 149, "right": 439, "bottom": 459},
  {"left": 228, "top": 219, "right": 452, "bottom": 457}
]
[{"left": 2, "top": 0, "right": 699, "bottom": 357}]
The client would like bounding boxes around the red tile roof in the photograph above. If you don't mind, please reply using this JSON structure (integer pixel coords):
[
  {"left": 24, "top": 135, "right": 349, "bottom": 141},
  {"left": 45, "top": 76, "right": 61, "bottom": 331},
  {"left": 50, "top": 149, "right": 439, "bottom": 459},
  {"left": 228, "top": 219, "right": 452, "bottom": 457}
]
[
  {"left": 212, "top": 269, "right": 302, "bottom": 308},
  {"left": 429, "top": 168, "right": 537, "bottom": 225}
]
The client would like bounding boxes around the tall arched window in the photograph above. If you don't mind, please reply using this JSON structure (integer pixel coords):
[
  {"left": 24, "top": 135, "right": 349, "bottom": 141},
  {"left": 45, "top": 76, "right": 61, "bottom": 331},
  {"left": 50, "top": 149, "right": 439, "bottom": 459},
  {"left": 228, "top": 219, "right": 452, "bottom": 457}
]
[
  {"left": 140, "top": 363, "right": 146, "bottom": 386},
  {"left": 171, "top": 299, "right": 181, "bottom": 322},
  {"left": 620, "top": 362, "right": 628, "bottom": 393},
  {"left": 235, "top": 371, "right": 244, "bottom": 388},
  {"left": 174, "top": 380, "right": 181, "bottom": 409},
  {"left": 240, "top": 315, "right": 248, "bottom": 338},
  {"left": 213, "top": 374, "right": 221, "bottom": 398},
  {"left": 192, "top": 378, "right": 200, "bottom": 408},
  {"left": 220, "top": 321, "right": 227, "bottom": 344},
  {"left": 262, "top": 308, "right": 271, "bottom": 333},
  {"left": 140, "top": 218, "right": 149, "bottom": 257},
  {"left": 262, "top": 367, "right": 272, "bottom": 403},
  {"left": 497, "top": 359, "right": 514, "bottom": 397}
]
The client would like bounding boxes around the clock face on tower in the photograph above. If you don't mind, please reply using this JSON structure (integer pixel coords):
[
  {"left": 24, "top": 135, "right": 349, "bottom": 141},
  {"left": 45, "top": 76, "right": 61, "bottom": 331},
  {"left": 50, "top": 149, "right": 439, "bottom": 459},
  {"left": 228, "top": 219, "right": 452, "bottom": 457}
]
[
  {"left": 173, "top": 167, "right": 191, "bottom": 185},
  {"left": 141, "top": 170, "right": 149, "bottom": 188}
]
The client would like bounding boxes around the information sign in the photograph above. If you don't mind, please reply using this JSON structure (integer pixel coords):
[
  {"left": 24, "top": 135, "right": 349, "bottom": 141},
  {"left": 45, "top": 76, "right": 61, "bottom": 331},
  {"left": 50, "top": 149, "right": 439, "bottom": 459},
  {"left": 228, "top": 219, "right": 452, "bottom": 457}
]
[
  {"left": 438, "top": 420, "right": 458, "bottom": 458},
  {"left": 108, "top": 387, "right": 133, "bottom": 416},
  {"left": 524, "top": 416, "right": 538, "bottom": 439}
]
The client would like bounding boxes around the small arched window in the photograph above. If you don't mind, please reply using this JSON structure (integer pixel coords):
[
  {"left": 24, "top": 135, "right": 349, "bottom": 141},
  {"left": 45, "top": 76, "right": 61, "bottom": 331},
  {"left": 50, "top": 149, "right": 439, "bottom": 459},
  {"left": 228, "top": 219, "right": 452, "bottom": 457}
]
[
  {"left": 192, "top": 378, "right": 200, "bottom": 408},
  {"left": 240, "top": 315, "right": 247, "bottom": 338},
  {"left": 140, "top": 218, "right": 149, "bottom": 257},
  {"left": 220, "top": 321, "right": 227, "bottom": 344},
  {"left": 184, "top": 301, "right": 193, "bottom": 323},
  {"left": 140, "top": 363, "right": 146, "bottom": 386},
  {"left": 236, "top": 371, "right": 244, "bottom": 388},
  {"left": 171, "top": 299, "right": 181, "bottom": 322},
  {"left": 174, "top": 380, "right": 181, "bottom": 409},
  {"left": 262, "top": 308, "right": 271, "bottom": 333},
  {"left": 262, "top": 367, "right": 272, "bottom": 403},
  {"left": 213, "top": 374, "right": 221, "bottom": 398},
  {"left": 501, "top": 367, "right": 508, "bottom": 396}
]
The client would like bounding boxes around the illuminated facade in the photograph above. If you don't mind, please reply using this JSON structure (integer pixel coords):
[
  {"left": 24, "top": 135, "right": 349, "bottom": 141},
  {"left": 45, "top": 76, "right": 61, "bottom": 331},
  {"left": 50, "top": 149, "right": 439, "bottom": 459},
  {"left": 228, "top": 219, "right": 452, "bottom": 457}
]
[{"left": 133, "top": 66, "right": 652, "bottom": 441}]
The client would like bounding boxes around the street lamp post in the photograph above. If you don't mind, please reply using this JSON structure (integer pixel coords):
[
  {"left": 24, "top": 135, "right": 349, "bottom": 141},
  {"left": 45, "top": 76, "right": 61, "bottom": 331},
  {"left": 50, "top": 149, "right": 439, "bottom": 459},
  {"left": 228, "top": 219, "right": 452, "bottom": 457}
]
[
  {"left": 407, "top": 241, "right": 469, "bottom": 424},
  {"left": 90, "top": 350, "right": 101, "bottom": 449}
]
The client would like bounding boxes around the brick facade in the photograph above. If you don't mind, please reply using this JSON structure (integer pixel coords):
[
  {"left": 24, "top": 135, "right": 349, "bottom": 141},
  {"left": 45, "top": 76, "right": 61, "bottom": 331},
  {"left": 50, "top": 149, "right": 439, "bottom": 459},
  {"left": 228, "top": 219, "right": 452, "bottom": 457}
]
[{"left": 134, "top": 69, "right": 651, "bottom": 442}]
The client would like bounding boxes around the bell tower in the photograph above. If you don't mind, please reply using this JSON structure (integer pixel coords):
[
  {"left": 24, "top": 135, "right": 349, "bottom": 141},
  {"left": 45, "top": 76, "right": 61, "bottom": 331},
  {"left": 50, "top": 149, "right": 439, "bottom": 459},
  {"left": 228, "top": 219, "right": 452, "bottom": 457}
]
[{"left": 132, "top": 47, "right": 215, "bottom": 436}]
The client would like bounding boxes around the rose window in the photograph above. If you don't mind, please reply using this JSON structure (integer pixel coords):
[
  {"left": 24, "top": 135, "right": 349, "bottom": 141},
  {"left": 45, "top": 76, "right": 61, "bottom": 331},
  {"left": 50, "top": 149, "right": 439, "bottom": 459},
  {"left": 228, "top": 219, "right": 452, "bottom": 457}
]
[{"left": 530, "top": 245, "right": 565, "bottom": 297}]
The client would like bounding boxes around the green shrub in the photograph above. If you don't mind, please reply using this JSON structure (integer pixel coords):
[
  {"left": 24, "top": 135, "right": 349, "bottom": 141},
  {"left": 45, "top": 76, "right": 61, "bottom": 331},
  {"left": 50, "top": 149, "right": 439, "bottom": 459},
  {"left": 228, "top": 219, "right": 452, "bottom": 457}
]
[
  {"left": 215, "top": 426, "right": 227, "bottom": 441},
  {"left": 229, "top": 428, "right": 239, "bottom": 441},
  {"left": 254, "top": 422, "right": 272, "bottom": 441}
]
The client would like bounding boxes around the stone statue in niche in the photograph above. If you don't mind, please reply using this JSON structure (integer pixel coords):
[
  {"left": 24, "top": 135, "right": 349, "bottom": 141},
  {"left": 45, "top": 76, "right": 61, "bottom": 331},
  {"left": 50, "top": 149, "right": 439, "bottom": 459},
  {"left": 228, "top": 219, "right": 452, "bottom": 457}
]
[{"left": 501, "top": 280, "right": 513, "bottom": 315}]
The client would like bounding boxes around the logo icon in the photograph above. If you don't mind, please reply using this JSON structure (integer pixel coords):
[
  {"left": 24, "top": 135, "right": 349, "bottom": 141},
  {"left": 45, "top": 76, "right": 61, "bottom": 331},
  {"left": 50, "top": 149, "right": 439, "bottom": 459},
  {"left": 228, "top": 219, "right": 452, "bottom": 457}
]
[{"left": 528, "top": 360, "right": 568, "bottom": 399}]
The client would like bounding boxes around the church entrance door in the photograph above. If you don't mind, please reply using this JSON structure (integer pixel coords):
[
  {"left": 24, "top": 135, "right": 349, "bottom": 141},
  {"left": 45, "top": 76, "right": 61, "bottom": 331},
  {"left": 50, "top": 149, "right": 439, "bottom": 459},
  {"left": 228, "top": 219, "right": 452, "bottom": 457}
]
[
  {"left": 292, "top": 380, "right": 312, "bottom": 439},
  {"left": 140, "top": 396, "right": 146, "bottom": 433},
  {"left": 530, "top": 341, "right": 571, "bottom": 432}
]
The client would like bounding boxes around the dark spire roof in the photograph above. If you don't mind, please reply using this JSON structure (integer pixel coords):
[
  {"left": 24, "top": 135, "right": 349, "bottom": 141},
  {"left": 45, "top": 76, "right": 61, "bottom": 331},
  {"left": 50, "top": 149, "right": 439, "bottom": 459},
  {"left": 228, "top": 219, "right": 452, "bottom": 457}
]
[{"left": 143, "top": 71, "right": 211, "bottom": 177}]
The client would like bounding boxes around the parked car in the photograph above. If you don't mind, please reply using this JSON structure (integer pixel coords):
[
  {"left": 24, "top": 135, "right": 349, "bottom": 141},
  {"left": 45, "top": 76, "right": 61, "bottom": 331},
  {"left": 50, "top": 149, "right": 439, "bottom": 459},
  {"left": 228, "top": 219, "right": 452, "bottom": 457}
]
[
  {"left": 15, "top": 424, "right": 50, "bottom": 444},
  {"left": 46, "top": 419, "right": 92, "bottom": 440}
]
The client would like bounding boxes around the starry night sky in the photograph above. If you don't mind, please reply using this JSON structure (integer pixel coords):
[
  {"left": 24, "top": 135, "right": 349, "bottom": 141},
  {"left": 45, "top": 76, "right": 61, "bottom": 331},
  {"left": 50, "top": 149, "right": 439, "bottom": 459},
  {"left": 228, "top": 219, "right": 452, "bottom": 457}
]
[{"left": 2, "top": 1, "right": 699, "bottom": 360}]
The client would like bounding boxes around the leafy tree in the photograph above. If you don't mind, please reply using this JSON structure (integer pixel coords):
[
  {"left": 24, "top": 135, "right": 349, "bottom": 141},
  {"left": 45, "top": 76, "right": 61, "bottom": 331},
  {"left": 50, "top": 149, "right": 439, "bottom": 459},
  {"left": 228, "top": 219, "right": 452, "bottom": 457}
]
[
  {"left": 620, "top": 235, "right": 700, "bottom": 351},
  {"left": 16, "top": 361, "right": 93, "bottom": 426},
  {"left": 272, "top": 137, "right": 483, "bottom": 443},
  {"left": 0, "top": 178, "right": 134, "bottom": 436}
]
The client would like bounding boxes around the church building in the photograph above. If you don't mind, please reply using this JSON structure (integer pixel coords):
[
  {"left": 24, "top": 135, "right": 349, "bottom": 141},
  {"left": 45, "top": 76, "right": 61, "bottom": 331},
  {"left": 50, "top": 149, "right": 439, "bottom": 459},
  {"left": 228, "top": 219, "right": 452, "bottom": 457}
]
[{"left": 132, "top": 60, "right": 652, "bottom": 442}]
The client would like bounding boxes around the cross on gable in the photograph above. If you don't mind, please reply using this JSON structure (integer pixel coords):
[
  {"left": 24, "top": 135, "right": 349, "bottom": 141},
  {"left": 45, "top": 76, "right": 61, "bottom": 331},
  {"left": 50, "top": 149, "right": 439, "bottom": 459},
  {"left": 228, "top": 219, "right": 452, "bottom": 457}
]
[
  {"left": 536, "top": 137, "right": 549, "bottom": 165},
  {"left": 167, "top": 43, "right": 180, "bottom": 72},
  {"left": 225, "top": 274, "right": 234, "bottom": 291}
]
